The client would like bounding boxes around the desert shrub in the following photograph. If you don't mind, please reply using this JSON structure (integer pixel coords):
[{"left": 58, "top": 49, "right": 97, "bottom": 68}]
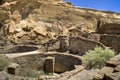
[
  {"left": 22, "top": 69, "right": 39, "bottom": 78},
  {"left": 83, "top": 46, "right": 115, "bottom": 69},
  {"left": 21, "top": 69, "right": 46, "bottom": 78},
  {"left": 0, "top": 55, "right": 10, "bottom": 71}
]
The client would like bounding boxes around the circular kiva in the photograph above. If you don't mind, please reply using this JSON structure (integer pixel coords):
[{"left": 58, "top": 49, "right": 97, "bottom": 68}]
[{"left": 9, "top": 52, "right": 82, "bottom": 78}]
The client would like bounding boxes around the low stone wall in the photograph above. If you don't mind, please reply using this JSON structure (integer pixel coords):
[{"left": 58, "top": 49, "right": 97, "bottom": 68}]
[
  {"left": 69, "top": 37, "right": 105, "bottom": 55},
  {"left": 42, "top": 40, "right": 60, "bottom": 52},
  {"left": 97, "top": 23, "right": 120, "bottom": 34},
  {"left": 100, "top": 34, "right": 120, "bottom": 53},
  {"left": 82, "top": 33, "right": 120, "bottom": 53}
]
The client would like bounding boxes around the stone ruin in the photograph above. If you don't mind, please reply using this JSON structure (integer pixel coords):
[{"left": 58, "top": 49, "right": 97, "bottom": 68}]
[
  {"left": 6, "top": 52, "right": 83, "bottom": 79},
  {"left": 0, "top": 0, "right": 120, "bottom": 80},
  {"left": 83, "top": 22, "right": 120, "bottom": 53}
]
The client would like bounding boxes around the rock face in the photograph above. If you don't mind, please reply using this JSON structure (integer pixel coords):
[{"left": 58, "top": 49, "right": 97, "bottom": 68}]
[{"left": 0, "top": 0, "right": 120, "bottom": 44}]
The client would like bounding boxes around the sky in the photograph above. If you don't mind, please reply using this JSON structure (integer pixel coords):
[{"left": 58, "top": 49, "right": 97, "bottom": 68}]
[{"left": 65, "top": 0, "right": 120, "bottom": 13}]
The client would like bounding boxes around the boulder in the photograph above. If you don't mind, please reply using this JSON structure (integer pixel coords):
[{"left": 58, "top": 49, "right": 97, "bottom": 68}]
[
  {"left": 33, "top": 26, "right": 47, "bottom": 37},
  {"left": 106, "top": 54, "right": 120, "bottom": 67},
  {"left": 94, "top": 67, "right": 114, "bottom": 80},
  {"left": 11, "top": 10, "right": 21, "bottom": 23},
  {"left": 18, "top": 35, "right": 30, "bottom": 42},
  {"left": 8, "top": 21, "right": 15, "bottom": 34},
  {"left": 104, "top": 72, "right": 120, "bottom": 80},
  {"left": 98, "top": 67, "right": 114, "bottom": 74},
  {"left": 15, "top": 31, "right": 26, "bottom": 38},
  {"left": 15, "top": 20, "right": 28, "bottom": 29},
  {"left": 7, "top": 63, "right": 19, "bottom": 75},
  {"left": 115, "top": 65, "right": 120, "bottom": 72}
]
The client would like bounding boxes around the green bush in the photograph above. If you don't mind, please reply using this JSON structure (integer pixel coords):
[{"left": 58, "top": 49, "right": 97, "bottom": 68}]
[
  {"left": 0, "top": 55, "right": 10, "bottom": 71},
  {"left": 83, "top": 46, "right": 115, "bottom": 69},
  {"left": 23, "top": 69, "right": 40, "bottom": 78},
  {"left": 21, "top": 68, "right": 46, "bottom": 78}
]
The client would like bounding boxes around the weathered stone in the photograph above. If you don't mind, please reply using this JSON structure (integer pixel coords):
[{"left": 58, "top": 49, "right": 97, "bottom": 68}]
[
  {"left": 98, "top": 67, "right": 114, "bottom": 74},
  {"left": 44, "top": 57, "right": 55, "bottom": 75},
  {"left": 8, "top": 21, "right": 15, "bottom": 34},
  {"left": 15, "top": 31, "right": 26, "bottom": 38},
  {"left": 69, "top": 36, "right": 105, "bottom": 55},
  {"left": 115, "top": 65, "right": 120, "bottom": 72},
  {"left": 104, "top": 72, "right": 120, "bottom": 80},
  {"left": 15, "top": 20, "right": 28, "bottom": 29},
  {"left": 58, "top": 36, "right": 68, "bottom": 52},
  {"left": 69, "top": 69, "right": 99, "bottom": 80},
  {"left": 99, "top": 34, "right": 120, "bottom": 53},
  {"left": 94, "top": 54, "right": 120, "bottom": 80},
  {"left": 82, "top": 33, "right": 100, "bottom": 42},
  {"left": 7, "top": 63, "right": 19, "bottom": 75},
  {"left": 33, "top": 26, "right": 47, "bottom": 37},
  {"left": 18, "top": 35, "right": 30, "bottom": 42},
  {"left": 97, "top": 23, "right": 120, "bottom": 34},
  {"left": 0, "top": 0, "right": 120, "bottom": 80},
  {"left": 0, "top": 3, "right": 11, "bottom": 22},
  {"left": 106, "top": 54, "right": 120, "bottom": 67},
  {"left": 1, "top": 0, "right": 120, "bottom": 44},
  {"left": 68, "top": 26, "right": 85, "bottom": 37},
  {"left": 94, "top": 67, "right": 114, "bottom": 80},
  {"left": 44, "top": 40, "right": 60, "bottom": 51},
  {"left": 11, "top": 10, "right": 21, "bottom": 23}
]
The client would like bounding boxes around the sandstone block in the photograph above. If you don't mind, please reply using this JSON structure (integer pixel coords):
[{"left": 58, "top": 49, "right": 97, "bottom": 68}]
[
  {"left": 104, "top": 72, "right": 120, "bottom": 80},
  {"left": 7, "top": 63, "right": 19, "bottom": 75},
  {"left": 94, "top": 67, "right": 114, "bottom": 80},
  {"left": 8, "top": 21, "right": 15, "bottom": 34},
  {"left": 115, "top": 65, "right": 120, "bottom": 72}
]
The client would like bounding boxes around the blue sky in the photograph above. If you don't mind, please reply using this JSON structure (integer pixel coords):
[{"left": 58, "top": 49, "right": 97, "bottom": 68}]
[{"left": 65, "top": 0, "right": 120, "bottom": 12}]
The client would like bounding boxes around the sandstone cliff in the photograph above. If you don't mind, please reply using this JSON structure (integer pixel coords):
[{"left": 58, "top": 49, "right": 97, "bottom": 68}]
[{"left": 0, "top": 0, "right": 120, "bottom": 44}]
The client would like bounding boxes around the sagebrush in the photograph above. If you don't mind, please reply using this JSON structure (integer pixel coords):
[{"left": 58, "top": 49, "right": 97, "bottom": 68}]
[{"left": 83, "top": 46, "right": 115, "bottom": 69}]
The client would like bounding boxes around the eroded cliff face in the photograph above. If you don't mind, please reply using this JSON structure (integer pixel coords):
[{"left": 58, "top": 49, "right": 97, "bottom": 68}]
[{"left": 0, "top": 0, "right": 120, "bottom": 44}]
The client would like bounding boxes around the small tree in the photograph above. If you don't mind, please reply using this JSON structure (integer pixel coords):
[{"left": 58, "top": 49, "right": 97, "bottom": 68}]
[{"left": 83, "top": 46, "right": 115, "bottom": 69}]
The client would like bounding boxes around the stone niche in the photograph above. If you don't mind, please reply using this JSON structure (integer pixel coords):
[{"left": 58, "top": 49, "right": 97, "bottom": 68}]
[{"left": 12, "top": 52, "right": 82, "bottom": 77}]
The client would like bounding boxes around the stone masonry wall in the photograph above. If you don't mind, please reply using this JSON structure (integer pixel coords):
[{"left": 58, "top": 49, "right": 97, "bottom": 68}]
[{"left": 69, "top": 37, "right": 105, "bottom": 55}]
